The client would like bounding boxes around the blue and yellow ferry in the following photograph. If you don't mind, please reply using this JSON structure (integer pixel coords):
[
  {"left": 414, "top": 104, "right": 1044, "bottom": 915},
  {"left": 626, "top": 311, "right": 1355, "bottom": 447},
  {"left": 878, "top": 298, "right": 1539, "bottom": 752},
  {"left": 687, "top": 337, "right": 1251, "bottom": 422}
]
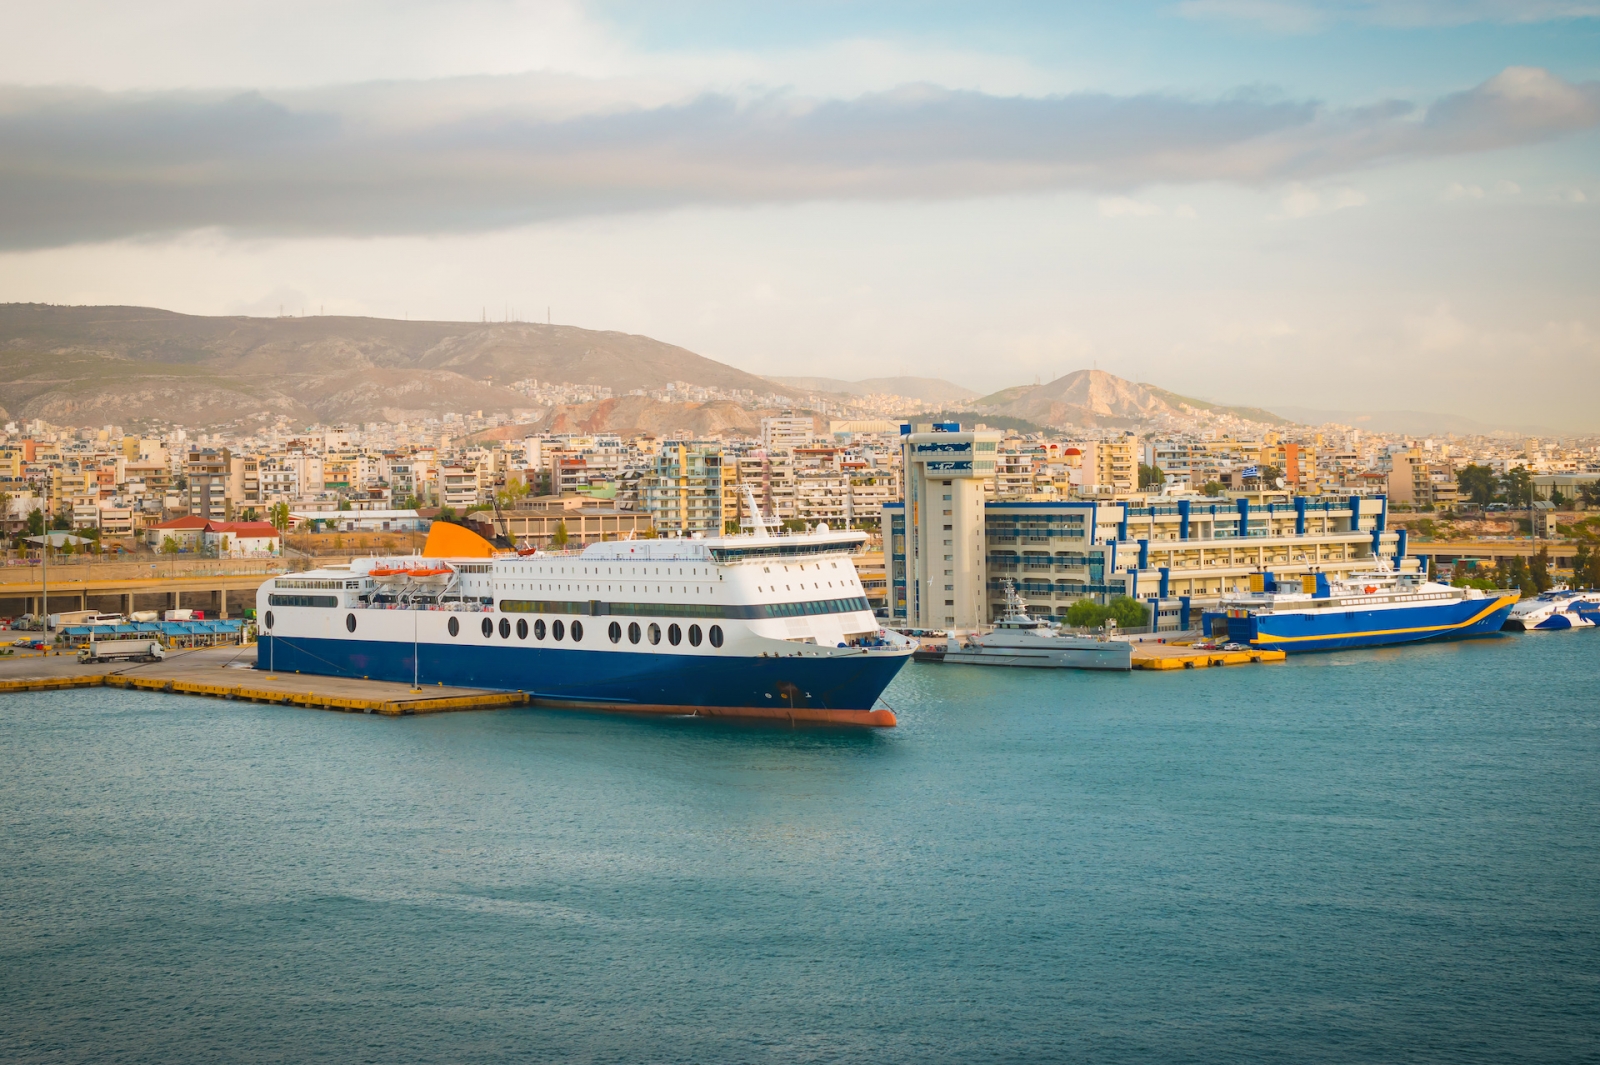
[{"left": 1202, "top": 566, "right": 1517, "bottom": 653}]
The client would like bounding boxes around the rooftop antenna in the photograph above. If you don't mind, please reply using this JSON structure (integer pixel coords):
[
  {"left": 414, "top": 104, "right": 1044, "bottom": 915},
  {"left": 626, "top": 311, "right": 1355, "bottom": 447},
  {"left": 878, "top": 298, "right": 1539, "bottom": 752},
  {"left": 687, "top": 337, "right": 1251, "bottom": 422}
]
[{"left": 547, "top": 306, "right": 551, "bottom": 325}]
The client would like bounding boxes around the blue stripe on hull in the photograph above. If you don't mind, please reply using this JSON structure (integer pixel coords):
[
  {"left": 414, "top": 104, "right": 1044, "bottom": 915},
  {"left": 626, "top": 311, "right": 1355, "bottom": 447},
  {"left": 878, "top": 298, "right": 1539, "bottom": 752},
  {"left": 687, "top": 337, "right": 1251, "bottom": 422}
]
[
  {"left": 257, "top": 636, "right": 908, "bottom": 711},
  {"left": 1225, "top": 598, "right": 1515, "bottom": 653}
]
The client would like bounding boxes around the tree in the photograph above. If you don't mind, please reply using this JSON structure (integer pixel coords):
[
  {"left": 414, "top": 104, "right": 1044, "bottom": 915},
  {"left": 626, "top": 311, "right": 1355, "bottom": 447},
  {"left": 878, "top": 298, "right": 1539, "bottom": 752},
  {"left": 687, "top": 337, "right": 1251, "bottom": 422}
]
[
  {"left": 26, "top": 508, "right": 44, "bottom": 536},
  {"left": 161, "top": 535, "right": 180, "bottom": 554},
  {"left": 437, "top": 506, "right": 458, "bottom": 524},
  {"left": 551, "top": 520, "right": 569, "bottom": 547},
  {"left": 1456, "top": 464, "right": 1497, "bottom": 506},
  {"left": 269, "top": 502, "right": 291, "bottom": 531},
  {"left": 1500, "top": 555, "right": 1535, "bottom": 596},
  {"left": 1575, "top": 543, "right": 1600, "bottom": 589},
  {"left": 1108, "top": 596, "right": 1149, "bottom": 628},
  {"left": 50, "top": 511, "right": 70, "bottom": 531},
  {"left": 1138, "top": 463, "right": 1166, "bottom": 490},
  {"left": 1581, "top": 482, "right": 1600, "bottom": 510},
  {"left": 1259, "top": 465, "right": 1283, "bottom": 487},
  {"left": 1530, "top": 547, "right": 1552, "bottom": 593},
  {"left": 1064, "top": 599, "right": 1108, "bottom": 629},
  {"left": 337, "top": 497, "right": 352, "bottom": 512},
  {"left": 399, "top": 494, "right": 421, "bottom": 511},
  {"left": 1500, "top": 466, "right": 1535, "bottom": 509},
  {"left": 1201, "top": 481, "right": 1225, "bottom": 497}
]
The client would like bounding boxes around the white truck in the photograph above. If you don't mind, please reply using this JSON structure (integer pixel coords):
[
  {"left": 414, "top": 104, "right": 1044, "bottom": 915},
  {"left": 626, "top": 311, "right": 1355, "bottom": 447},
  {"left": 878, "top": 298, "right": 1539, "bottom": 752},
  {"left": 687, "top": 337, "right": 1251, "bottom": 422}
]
[{"left": 78, "top": 638, "right": 166, "bottom": 664}]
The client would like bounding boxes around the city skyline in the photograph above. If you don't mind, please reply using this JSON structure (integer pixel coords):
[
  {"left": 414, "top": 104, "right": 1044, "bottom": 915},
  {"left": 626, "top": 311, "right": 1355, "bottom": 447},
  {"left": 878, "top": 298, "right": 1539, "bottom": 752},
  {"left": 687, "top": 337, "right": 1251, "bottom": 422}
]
[{"left": 2, "top": 1, "right": 1597, "bottom": 428}]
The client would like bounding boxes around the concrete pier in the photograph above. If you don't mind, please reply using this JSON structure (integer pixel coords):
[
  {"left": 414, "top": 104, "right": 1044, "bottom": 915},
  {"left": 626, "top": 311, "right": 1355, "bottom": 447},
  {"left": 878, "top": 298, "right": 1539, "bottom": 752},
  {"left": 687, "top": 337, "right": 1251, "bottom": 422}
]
[{"left": 0, "top": 645, "right": 526, "bottom": 715}]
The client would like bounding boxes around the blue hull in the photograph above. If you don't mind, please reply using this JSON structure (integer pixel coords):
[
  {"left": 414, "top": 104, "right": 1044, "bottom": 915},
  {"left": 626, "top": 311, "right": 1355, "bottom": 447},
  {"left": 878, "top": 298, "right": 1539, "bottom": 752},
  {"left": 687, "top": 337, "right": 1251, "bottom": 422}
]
[
  {"left": 257, "top": 635, "right": 909, "bottom": 713},
  {"left": 1213, "top": 594, "right": 1517, "bottom": 653}
]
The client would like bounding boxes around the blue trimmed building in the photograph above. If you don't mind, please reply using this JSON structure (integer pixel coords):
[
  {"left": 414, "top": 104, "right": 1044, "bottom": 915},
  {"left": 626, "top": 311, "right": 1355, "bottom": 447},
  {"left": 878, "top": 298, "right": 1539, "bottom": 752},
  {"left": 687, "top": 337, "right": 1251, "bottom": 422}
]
[{"left": 885, "top": 473, "right": 1407, "bottom": 631}]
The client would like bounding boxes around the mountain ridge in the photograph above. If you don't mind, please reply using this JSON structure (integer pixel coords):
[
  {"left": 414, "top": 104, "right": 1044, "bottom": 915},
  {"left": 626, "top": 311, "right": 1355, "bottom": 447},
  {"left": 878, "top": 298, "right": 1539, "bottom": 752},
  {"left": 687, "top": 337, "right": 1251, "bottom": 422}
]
[{"left": 0, "top": 304, "right": 772, "bottom": 427}]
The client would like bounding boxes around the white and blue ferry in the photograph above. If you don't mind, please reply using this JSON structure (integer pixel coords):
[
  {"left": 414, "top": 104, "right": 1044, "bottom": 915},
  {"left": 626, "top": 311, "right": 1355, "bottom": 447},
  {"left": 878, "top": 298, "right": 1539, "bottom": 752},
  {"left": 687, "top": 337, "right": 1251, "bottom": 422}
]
[
  {"left": 256, "top": 519, "right": 912, "bottom": 726},
  {"left": 1504, "top": 588, "right": 1600, "bottom": 631},
  {"left": 1203, "top": 565, "right": 1518, "bottom": 653}
]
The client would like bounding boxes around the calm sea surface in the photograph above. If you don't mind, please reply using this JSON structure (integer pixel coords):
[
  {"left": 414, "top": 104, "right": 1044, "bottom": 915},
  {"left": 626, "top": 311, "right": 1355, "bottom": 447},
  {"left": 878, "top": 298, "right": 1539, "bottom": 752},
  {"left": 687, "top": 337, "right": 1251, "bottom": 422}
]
[{"left": 3, "top": 633, "right": 1597, "bottom": 1064}]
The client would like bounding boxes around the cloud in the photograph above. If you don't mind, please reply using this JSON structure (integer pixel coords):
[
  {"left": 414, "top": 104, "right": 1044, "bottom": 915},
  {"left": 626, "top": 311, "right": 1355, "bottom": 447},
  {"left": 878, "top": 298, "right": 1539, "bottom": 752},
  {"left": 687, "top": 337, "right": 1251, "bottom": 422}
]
[
  {"left": 1175, "top": 0, "right": 1600, "bottom": 33},
  {"left": 0, "top": 66, "right": 1596, "bottom": 249},
  {"left": 1098, "top": 197, "right": 1164, "bottom": 217},
  {"left": 1272, "top": 183, "right": 1366, "bottom": 219}
]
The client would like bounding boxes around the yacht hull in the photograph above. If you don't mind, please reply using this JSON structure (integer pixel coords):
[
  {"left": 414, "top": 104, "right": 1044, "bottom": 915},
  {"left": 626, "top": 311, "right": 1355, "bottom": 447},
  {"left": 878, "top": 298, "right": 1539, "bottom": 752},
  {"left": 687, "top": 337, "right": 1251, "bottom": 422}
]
[{"left": 942, "top": 640, "right": 1132, "bottom": 671}]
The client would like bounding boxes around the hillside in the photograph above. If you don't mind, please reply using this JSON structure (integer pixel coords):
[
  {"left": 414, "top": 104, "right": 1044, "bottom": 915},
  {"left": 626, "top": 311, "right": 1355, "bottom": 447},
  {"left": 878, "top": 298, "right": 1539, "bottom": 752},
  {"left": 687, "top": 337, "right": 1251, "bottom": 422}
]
[
  {"left": 980, "top": 370, "right": 1166, "bottom": 429},
  {"left": 1138, "top": 384, "right": 1296, "bottom": 427},
  {"left": 971, "top": 370, "right": 1295, "bottom": 431},
  {"left": 0, "top": 304, "right": 772, "bottom": 427},
  {"left": 766, "top": 375, "right": 978, "bottom": 405}
]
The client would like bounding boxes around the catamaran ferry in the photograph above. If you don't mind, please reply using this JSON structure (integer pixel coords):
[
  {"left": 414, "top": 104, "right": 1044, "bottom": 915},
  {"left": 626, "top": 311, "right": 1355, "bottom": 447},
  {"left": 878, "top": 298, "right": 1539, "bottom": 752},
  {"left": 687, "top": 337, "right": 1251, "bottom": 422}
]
[
  {"left": 1202, "top": 565, "right": 1517, "bottom": 653},
  {"left": 256, "top": 517, "right": 913, "bottom": 726},
  {"left": 1503, "top": 587, "right": 1600, "bottom": 631}
]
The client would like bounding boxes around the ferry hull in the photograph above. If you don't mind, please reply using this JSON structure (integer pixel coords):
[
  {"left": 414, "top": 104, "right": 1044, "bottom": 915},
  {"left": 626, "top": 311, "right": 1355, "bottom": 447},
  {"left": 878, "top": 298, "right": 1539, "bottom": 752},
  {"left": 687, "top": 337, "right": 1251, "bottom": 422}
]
[
  {"left": 1223, "top": 594, "right": 1517, "bottom": 653},
  {"left": 257, "top": 635, "right": 907, "bottom": 725}
]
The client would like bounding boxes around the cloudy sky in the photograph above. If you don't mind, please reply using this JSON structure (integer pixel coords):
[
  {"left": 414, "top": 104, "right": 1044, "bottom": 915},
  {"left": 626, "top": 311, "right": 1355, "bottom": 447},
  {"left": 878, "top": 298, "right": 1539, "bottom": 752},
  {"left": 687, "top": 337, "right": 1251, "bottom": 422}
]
[{"left": 2, "top": 1, "right": 1597, "bottom": 429}]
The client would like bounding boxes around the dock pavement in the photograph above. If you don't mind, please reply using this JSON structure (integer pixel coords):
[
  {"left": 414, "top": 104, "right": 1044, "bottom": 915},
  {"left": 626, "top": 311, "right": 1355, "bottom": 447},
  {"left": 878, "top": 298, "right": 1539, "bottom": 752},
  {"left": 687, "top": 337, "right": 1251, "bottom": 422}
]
[{"left": 0, "top": 644, "right": 527, "bottom": 715}]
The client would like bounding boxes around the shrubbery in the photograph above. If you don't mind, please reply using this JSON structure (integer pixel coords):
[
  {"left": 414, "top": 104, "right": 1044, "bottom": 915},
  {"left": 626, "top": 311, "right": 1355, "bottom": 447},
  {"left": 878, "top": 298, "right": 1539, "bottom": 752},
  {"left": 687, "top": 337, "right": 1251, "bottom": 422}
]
[{"left": 1064, "top": 596, "right": 1148, "bottom": 630}]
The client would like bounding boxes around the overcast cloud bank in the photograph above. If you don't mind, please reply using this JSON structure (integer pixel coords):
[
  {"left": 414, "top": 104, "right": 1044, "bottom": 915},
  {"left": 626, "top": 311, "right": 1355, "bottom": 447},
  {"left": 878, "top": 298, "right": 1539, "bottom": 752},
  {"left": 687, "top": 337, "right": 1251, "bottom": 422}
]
[{"left": 2, "top": 66, "right": 1595, "bottom": 249}]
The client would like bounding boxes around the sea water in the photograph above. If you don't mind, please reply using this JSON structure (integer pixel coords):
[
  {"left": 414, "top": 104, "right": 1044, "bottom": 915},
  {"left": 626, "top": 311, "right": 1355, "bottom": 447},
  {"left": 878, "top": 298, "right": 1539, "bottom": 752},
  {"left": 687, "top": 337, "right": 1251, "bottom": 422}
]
[{"left": 2, "top": 632, "right": 1597, "bottom": 1064}]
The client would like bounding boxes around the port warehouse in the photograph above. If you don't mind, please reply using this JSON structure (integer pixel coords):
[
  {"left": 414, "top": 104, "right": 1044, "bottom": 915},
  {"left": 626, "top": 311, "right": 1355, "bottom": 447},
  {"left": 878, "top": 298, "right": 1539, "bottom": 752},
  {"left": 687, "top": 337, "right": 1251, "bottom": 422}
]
[{"left": 886, "top": 426, "right": 1414, "bottom": 632}]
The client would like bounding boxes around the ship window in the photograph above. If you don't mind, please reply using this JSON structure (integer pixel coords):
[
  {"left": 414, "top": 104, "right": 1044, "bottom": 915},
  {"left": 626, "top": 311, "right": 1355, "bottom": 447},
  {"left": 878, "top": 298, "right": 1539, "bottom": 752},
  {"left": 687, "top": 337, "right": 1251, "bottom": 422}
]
[
  {"left": 346, "top": 613, "right": 357, "bottom": 633},
  {"left": 481, "top": 617, "right": 493, "bottom": 638},
  {"left": 688, "top": 624, "right": 702, "bottom": 647},
  {"left": 571, "top": 620, "right": 583, "bottom": 642},
  {"left": 535, "top": 619, "right": 546, "bottom": 640},
  {"left": 609, "top": 621, "right": 622, "bottom": 643},
  {"left": 709, "top": 625, "right": 723, "bottom": 648},
  {"left": 517, "top": 618, "right": 528, "bottom": 640},
  {"left": 268, "top": 594, "right": 337, "bottom": 608},
  {"left": 448, "top": 616, "right": 459, "bottom": 637},
  {"left": 264, "top": 610, "right": 274, "bottom": 630},
  {"left": 628, "top": 622, "right": 641, "bottom": 644},
  {"left": 499, "top": 617, "right": 511, "bottom": 638},
  {"left": 553, "top": 620, "right": 565, "bottom": 641},
  {"left": 668, "top": 623, "right": 682, "bottom": 646},
  {"left": 648, "top": 623, "right": 661, "bottom": 645}
]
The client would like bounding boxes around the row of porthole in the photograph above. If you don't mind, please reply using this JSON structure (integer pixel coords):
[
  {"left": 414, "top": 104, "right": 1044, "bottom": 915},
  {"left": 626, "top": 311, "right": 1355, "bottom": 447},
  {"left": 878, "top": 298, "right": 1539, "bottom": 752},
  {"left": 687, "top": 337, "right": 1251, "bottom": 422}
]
[
  {"left": 437, "top": 613, "right": 724, "bottom": 649},
  {"left": 268, "top": 612, "right": 728, "bottom": 652}
]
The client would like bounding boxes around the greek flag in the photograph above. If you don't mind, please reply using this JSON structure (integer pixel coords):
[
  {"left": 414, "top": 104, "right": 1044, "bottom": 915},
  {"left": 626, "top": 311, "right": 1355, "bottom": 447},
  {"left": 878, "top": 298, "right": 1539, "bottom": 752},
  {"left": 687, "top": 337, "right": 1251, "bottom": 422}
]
[{"left": 1241, "top": 465, "right": 1260, "bottom": 478}]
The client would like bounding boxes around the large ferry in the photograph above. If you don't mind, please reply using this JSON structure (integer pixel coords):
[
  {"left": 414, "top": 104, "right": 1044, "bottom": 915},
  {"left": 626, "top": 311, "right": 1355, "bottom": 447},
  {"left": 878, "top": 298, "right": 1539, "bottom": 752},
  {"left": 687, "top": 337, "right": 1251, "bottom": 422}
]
[
  {"left": 256, "top": 518, "right": 913, "bottom": 726},
  {"left": 1503, "top": 588, "right": 1600, "bottom": 631},
  {"left": 1202, "top": 566, "right": 1517, "bottom": 653}
]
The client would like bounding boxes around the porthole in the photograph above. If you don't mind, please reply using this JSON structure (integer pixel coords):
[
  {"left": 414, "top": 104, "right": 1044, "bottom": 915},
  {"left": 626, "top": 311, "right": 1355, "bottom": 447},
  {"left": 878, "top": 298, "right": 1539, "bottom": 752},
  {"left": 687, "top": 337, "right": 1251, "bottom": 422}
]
[
  {"left": 534, "top": 618, "right": 546, "bottom": 640},
  {"left": 481, "top": 617, "right": 493, "bottom": 638},
  {"left": 609, "top": 621, "right": 622, "bottom": 644},
  {"left": 668, "top": 623, "right": 682, "bottom": 646},
  {"left": 688, "top": 624, "right": 702, "bottom": 647},
  {"left": 648, "top": 623, "right": 661, "bottom": 645},
  {"left": 709, "top": 625, "right": 723, "bottom": 648},
  {"left": 517, "top": 618, "right": 528, "bottom": 640},
  {"left": 264, "top": 610, "right": 274, "bottom": 630},
  {"left": 499, "top": 617, "right": 511, "bottom": 638},
  {"left": 346, "top": 613, "right": 357, "bottom": 633},
  {"left": 553, "top": 620, "right": 565, "bottom": 641},
  {"left": 571, "top": 620, "right": 583, "bottom": 642},
  {"left": 628, "top": 622, "right": 641, "bottom": 644},
  {"left": 448, "top": 616, "right": 459, "bottom": 637}
]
